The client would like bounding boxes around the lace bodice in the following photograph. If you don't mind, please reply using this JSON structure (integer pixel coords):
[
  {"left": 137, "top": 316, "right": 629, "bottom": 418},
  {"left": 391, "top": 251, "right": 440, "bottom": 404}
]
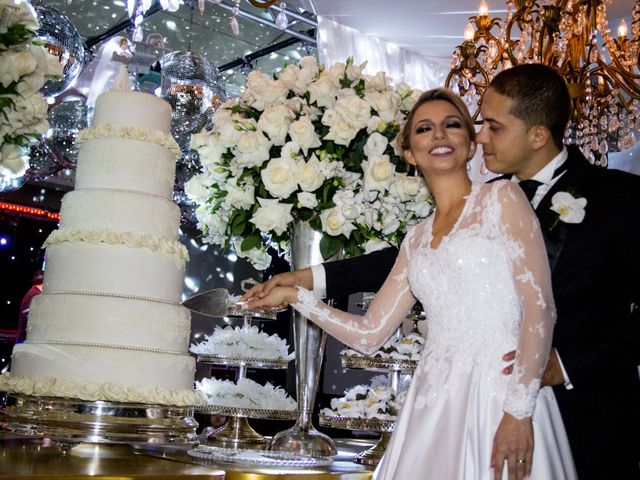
[{"left": 294, "top": 181, "right": 556, "bottom": 418}]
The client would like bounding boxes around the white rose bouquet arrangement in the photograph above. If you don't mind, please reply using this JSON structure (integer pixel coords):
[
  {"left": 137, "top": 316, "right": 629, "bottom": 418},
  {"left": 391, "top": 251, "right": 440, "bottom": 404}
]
[
  {"left": 186, "top": 56, "right": 433, "bottom": 270},
  {"left": 0, "top": 0, "right": 62, "bottom": 180}
]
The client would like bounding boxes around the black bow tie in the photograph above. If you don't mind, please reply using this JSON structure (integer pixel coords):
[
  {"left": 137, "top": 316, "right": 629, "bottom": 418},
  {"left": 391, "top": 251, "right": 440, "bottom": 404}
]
[
  {"left": 518, "top": 179, "right": 543, "bottom": 202},
  {"left": 517, "top": 160, "right": 568, "bottom": 202}
]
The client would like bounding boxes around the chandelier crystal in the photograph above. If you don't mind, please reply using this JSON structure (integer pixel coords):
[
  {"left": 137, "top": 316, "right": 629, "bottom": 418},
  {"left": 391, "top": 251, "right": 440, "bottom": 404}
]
[{"left": 446, "top": 0, "right": 640, "bottom": 165}]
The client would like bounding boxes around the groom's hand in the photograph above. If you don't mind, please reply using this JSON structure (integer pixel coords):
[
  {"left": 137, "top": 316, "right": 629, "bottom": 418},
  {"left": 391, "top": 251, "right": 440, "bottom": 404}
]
[
  {"left": 501, "top": 348, "right": 564, "bottom": 387},
  {"left": 240, "top": 268, "right": 314, "bottom": 302}
]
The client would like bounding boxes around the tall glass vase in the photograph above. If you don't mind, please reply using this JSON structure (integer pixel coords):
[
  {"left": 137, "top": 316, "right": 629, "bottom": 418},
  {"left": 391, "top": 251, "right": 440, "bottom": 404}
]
[{"left": 268, "top": 220, "right": 338, "bottom": 457}]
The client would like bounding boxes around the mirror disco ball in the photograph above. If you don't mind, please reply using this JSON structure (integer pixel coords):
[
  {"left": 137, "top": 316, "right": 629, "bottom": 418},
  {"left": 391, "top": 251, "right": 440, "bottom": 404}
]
[
  {"left": 35, "top": 5, "right": 87, "bottom": 97},
  {"left": 160, "top": 51, "right": 227, "bottom": 137},
  {"left": 47, "top": 98, "right": 88, "bottom": 169}
]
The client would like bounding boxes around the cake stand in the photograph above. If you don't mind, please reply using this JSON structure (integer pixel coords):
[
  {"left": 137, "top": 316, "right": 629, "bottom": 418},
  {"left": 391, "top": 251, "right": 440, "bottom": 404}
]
[
  {"left": 0, "top": 393, "right": 198, "bottom": 453},
  {"left": 319, "top": 415, "right": 395, "bottom": 466},
  {"left": 326, "top": 323, "right": 422, "bottom": 466},
  {"left": 195, "top": 307, "right": 295, "bottom": 448}
]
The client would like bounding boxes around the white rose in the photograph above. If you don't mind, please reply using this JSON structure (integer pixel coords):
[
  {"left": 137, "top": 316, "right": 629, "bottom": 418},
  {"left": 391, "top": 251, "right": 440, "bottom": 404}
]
[
  {"left": 363, "top": 155, "right": 395, "bottom": 192},
  {"left": 321, "top": 109, "right": 337, "bottom": 127},
  {"left": 363, "top": 132, "right": 389, "bottom": 158},
  {"left": 233, "top": 239, "right": 271, "bottom": 270},
  {"left": 296, "top": 154, "right": 325, "bottom": 192},
  {"left": 191, "top": 132, "right": 227, "bottom": 167},
  {"left": 278, "top": 64, "right": 299, "bottom": 91},
  {"left": 365, "top": 91, "right": 401, "bottom": 123},
  {"left": 0, "top": 143, "right": 28, "bottom": 177},
  {"left": 364, "top": 239, "right": 391, "bottom": 253},
  {"left": 297, "top": 191, "right": 318, "bottom": 209},
  {"left": 334, "top": 94, "right": 372, "bottom": 129},
  {"left": 288, "top": 117, "right": 321, "bottom": 154},
  {"left": 327, "top": 62, "right": 346, "bottom": 83},
  {"left": 257, "top": 104, "right": 293, "bottom": 146},
  {"left": 391, "top": 173, "right": 424, "bottom": 201},
  {"left": 0, "top": 48, "right": 36, "bottom": 87},
  {"left": 184, "top": 174, "right": 209, "bottom": 203},
  {"left": 261, "top": 156, "right": 298, "bottom": 199},
  {"left": 324, "top": 116, "right": 360, "bottom": 146},
  {"left": 29, "top": 44, "right": 62, "bottom": 78},
  {"left": 244, "top": 71, "right": 288, "bottom": 111},
  {"left": 298, "top": 56, "right": 319, "bottom": 73},
  {"left": 293, "top": 63, "right": 318, "bottom": 94},
  {"left": 215, "top": 109, "right": 243, "bottom": 147},
  {"left": 250, "top": 198, "right": 294, "bottom": 235},
  {"left": 225, "top": 178, "right": 255, "bottom": 210},
  {"left": 381, "top": 211, "right": 401, "bottom": 235},
  {"left": 367, "top": 115, "right": 384, "bottom": 134},
  {"left": 281, "top": 141, "right": 301, "bottom": 159},
  {"left": 400, "top": 87, "right": 423, "bottom": 112},
  {"left": 320, "top": 207, "right": 357, "bottom": 238},
  {"left": 233, "top": 130, "right": 272, "bottom": 168},
  {"left": 308, "top": 75, "right": 339, "bottom": 108},
  {"left": 366, "top": 72, "right": 390, "bottom": 92},
  {"left": 333, "top": 189, "right": 362, "bottom": 221}
]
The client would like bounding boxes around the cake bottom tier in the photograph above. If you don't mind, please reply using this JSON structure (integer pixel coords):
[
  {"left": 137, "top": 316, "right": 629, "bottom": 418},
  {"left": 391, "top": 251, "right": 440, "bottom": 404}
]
[{"left": 4, "top": 344, "right": 202, "bottom": 406}]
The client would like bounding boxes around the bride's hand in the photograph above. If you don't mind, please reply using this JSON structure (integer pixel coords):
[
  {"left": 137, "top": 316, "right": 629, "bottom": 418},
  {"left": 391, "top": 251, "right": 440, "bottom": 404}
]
[
  {"left": 245, "top": 286, "right": 298, "bottom": 312},
  {"left": 490, "top": 412, "right": 533, "bottom": 480}
]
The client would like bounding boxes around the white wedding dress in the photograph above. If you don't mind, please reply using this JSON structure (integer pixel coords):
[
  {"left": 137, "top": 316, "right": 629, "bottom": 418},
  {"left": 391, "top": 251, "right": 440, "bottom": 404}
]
[{"left": 294, "top": 181, "right": 577, "bottom": 479}]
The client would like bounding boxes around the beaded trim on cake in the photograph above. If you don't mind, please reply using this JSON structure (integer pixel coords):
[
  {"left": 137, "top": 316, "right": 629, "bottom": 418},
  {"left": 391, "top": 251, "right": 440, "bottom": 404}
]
[
  {"left": 43, "top": 228, "right": 189, "bottom": 261},
  {"left": 77, "top": 187, "right": 172, "bottom": 201},
  {"left": 46, "top": 290, "right": 178, "bottom": 305},
  {"left": 76, "top": 123, "right": 182, "bottom": 158},
  {"left": 26, "top": 340, "right": 185, "bottom": 356},
  {"left": 0, "top": 372, "right": 206, "bottom": 407}
]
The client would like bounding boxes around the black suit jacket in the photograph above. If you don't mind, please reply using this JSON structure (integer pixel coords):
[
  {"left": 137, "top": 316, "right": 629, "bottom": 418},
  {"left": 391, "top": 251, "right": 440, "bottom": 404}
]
[{"left": 322, "top": 147, "right": 640, "bottom": 478}]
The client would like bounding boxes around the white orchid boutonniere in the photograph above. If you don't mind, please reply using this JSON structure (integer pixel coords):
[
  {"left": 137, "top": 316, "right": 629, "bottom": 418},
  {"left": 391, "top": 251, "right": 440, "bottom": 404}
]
[{"left": 549, "top": 191, "right": 587, "bottom": 229}]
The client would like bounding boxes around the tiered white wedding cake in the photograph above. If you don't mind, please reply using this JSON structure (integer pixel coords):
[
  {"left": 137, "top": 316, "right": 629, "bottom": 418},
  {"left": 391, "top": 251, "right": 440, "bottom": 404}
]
[{"left": 0, "top": 88, "right": 203, "bottom": 406}]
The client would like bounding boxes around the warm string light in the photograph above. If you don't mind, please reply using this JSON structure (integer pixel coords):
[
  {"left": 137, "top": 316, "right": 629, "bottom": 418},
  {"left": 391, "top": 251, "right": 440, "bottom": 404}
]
[
  {"left": 0, "top": 202, "right": 60, "bottom": 221},
  {"left": 446, "top": 0, "right": 640, "bottom": 166}
]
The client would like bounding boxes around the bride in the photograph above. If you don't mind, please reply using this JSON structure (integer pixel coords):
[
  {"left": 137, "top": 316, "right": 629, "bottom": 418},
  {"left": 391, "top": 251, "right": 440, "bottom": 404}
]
[{"left": 245, "top": 88, "right": 576, "bottom": 480}]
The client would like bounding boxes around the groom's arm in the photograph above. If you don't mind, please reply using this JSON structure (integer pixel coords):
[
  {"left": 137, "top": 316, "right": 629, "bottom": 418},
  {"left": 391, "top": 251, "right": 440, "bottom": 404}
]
[{"left": 324, "top": 247, "right": 399, "bottom": 299}]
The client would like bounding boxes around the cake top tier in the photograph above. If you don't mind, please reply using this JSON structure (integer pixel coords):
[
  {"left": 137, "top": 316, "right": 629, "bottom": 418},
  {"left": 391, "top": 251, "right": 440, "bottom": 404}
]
[{"left": 93, "top": 91, "right": 172, "bottom": 134}]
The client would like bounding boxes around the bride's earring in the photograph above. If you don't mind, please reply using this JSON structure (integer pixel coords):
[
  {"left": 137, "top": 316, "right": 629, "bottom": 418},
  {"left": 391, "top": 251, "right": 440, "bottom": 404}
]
[
  {"left": 480, "top": 160, "right": 489, "bottom": 176},
  {"left": 466, "top": 161, "right": 471, "bottom": 171}
]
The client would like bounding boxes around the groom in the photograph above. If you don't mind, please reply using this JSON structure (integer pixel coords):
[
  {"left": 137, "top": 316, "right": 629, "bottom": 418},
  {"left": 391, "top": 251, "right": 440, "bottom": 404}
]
[{"left": 243, "top": 64, "right": 640, "bottom": 479}]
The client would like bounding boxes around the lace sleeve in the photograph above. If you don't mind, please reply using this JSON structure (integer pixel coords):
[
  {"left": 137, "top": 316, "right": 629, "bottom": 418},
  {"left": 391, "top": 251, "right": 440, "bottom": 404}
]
[
  {"left": 495, "top": 181, "right": 556, "bottom": 419},
  {"left": 292, "top": 229, "right": 418, "bottom": 355}
]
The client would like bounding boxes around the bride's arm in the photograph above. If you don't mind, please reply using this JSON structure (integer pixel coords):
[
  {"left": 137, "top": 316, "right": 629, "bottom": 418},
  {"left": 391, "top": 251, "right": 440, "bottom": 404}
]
[
  {"left": 497, "top": 181, "right": 556, "bottom": 417},
  {"left": 490, "top": 181, "right": 556, "bottom": 478},
  {"left": 249, "top": 228, "right": 420, "bottom": 355}
]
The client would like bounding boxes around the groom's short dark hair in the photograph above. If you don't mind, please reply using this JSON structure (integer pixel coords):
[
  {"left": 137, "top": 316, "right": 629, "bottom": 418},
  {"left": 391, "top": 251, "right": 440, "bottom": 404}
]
[{"left": 489, "top": 64, "right": 570, "bottom": 150}]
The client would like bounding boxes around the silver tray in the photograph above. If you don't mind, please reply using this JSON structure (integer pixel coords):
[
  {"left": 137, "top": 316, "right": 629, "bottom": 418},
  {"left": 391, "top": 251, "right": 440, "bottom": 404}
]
[
  {"left": 196, "top": 354, "right": 291, "bottom": 369},
  {"left": 319, "top": 414, "right": 395, "bottom": 432},
  {"left": 0, "top": 393, "right": 198, "bottom": 446},
  {"left": 340, "top": 354, "right": 418, "bottom": 371},
  {"left": 194, "top": 403, "right": 297, "bottom": 420},
  {"left": 188, "top": 445, "right": 333, "bottom": 467}
]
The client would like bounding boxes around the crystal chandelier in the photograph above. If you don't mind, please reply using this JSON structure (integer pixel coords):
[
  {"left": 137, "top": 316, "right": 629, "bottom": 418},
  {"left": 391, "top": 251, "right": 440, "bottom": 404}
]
[{"left": 446, "top": 0, "right": 640, "bottom": 165}]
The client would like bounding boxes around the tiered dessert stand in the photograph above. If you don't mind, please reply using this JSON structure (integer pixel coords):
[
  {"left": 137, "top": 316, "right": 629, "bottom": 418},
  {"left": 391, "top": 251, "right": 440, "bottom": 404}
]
[
  {"left": 319, "top": 300, "right": 425, "bottom": 466},
  {"left": 194, "top": 305, "right": 297, "bottom": 448}
]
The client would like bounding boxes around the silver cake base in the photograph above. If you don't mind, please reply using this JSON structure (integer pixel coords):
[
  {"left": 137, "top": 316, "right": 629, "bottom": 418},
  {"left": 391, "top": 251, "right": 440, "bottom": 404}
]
[{"left": 0, "top": 393, "right": 198, "bottom": 448}]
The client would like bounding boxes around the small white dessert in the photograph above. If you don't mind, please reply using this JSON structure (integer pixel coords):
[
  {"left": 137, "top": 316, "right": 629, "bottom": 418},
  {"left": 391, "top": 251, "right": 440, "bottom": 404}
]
[
  {"left": 190, "top": 325, "right": 293, "bottom": 361},
  {"left": 321, "top": 383, "right": 408, "bottom": 421},
  {"left": 341, "top": 332, "right": 425, "bottom": 361},
  {"left": 195, "top": 377, "right": 296, "bottom": 411}
]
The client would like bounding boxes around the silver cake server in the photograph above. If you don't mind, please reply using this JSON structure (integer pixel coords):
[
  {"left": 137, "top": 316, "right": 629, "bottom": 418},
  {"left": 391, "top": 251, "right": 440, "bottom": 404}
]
[{"left": 182, "top": 288, "right": 232, "bottom": 317}]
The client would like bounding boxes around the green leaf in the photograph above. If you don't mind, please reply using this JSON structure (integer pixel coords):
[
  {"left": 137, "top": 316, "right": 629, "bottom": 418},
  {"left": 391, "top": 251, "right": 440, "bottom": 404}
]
[
  {"left": 320, "top": 234, "right": 342, "bottom": 260},
  {"left": 230, "top": 211, "right": 248, "bottom": 235},
  {"left": 297, "top": 208, "right": 314, "bottom": 221},
  {"left": 241, "top": 233, "right": 262, "bottom": 251}
]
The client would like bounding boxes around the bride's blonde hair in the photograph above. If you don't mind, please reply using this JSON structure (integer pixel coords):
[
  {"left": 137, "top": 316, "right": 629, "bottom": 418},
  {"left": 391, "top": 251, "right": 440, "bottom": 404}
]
[{"left": 397, "top": 88, "right": 476, "bottom": 156}]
